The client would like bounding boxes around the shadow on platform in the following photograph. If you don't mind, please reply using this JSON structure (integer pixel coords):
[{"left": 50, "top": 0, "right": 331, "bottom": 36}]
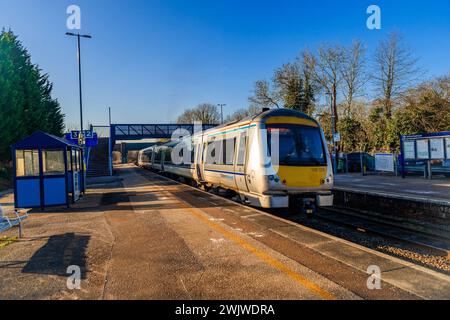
[{"left": 21, "top": 233, "right": 90, "bottom": 279}]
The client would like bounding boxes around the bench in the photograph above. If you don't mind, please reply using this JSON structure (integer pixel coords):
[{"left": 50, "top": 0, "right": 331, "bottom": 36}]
[{"left": 0, "top": 205, "right": 28, "bottom": 238}]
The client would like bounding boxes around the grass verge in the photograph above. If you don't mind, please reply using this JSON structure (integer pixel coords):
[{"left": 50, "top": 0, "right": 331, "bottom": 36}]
[{"left": 0, "top": 236, "right": 18, "bottom": 249}]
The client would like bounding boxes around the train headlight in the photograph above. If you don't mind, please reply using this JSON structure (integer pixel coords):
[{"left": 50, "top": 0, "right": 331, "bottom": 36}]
[{"left": 268, "top": 175, "right": 280, "bottom": 183}]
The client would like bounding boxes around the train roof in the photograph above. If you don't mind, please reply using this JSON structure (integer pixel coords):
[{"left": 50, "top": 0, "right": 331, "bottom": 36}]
[
  {"left": 252, "top": 108, "right": 317, "bottom": 123},
  {"left": 138, "top": 108, "right": 319, "bottom": 152},
  {"left": 211, "top": 108, "right": 319, "bottom": 131}
]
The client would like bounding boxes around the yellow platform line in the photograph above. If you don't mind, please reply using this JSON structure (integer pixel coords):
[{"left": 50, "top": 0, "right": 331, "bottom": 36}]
[{"left": 186, "top": 207, "right": 336, "bottom": 300}]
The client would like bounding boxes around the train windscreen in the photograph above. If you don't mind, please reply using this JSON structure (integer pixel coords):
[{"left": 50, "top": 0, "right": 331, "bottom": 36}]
[{"left": 266, "top": 124, "right": 326, "bottom": 166}]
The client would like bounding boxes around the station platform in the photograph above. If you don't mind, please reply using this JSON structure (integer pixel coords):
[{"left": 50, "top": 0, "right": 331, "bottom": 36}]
[
  {"left": 333, "top": 174, "right": 450, "bottom": 237},
  {"left": 334, "top": 174, "right": 450, "bottom": 204},
  {"left": 0, "top": 165, "right": 449, "bottom": 300}
]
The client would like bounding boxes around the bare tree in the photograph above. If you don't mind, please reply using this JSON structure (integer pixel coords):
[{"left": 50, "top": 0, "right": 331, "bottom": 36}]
[
  {"left": 225, "top": 105, "right": 262, "bottom": 122},
  {"left": 248, "top": 80, "right": 281, "bottom": 109},
  {"left": 372, "top": 32, "right": 421, "bottom": 119},
  {"left": 309, "top": 44, "right": 345, "bottom": 133},
  {"left": 176, "top": 103, "right": 220, "bottom": 124},
  {"left": 340, "top": 40, "right": 368, "bottom": 117}
]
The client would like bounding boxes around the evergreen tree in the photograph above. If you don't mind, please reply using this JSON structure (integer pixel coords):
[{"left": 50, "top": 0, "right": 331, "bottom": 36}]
[{"left": 0, "top": 29, "right": 65, "bottom": 162}]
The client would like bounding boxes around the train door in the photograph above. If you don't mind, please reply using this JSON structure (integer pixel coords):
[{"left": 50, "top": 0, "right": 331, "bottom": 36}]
[
  {"left": 234, "top": 131, "right": 249, "bottom": 192},
  {"left": 195, "top": 137, "right": 205, "bottom": 182}
]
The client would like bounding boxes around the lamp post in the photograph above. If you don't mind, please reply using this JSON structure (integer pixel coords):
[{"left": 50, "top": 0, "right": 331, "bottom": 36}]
[
  {"left": 217, "top": 104, "right": 226, "bottom": 124},
  {"left": 66, "top": 32, "right": 92, "bottom": 135},
  {"left": 326, "top": 92, "right": 338, "bottom": 174},
  {"left": 108, "top": 107, "right": 113, "bottom": 176}
]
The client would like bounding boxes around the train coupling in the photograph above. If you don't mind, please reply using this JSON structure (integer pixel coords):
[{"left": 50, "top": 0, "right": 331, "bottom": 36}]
[
  {"left": 290, "top": 197, "right": 317, "bottom": 218},
  {"left": 301, "top": 198, "right": 316, "bottom": 218}
]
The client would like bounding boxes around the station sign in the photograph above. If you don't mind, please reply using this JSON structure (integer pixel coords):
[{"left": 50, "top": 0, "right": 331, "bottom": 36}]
[
  {"left": 70, "top": 130, "right": 94, "bottom": 140},
  {"left": 375, "top": 154, "right": 395, "bottom": 172},
  {"left": 333, "top": 133, "right": 341, "bottom": 143},
  {"left": 66, "top": 130, "right": 98, "bottom": 147}
]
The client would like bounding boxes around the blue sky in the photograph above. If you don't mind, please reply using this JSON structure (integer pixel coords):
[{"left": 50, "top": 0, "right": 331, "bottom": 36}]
[{"left": 0, "top": 0, "right": 449, "bottom": 128}]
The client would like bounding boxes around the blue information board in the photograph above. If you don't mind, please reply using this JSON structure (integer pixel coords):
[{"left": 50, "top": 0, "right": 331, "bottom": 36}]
[
  {"left": 400, "top": 131, "right": 450, "bottom": 178},
  {"left": 401, "top": 131, "right": 450, "bottom": 161}
]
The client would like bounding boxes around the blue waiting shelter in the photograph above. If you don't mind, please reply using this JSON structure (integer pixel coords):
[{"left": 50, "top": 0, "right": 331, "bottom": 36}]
[{"left": 11, "top": 131, "right": 85, "bottom": 210}]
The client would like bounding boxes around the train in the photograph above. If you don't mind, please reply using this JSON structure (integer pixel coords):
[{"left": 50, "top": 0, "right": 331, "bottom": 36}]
[{"left": 138, "top": 108, "right": 334, "bottom": 215}]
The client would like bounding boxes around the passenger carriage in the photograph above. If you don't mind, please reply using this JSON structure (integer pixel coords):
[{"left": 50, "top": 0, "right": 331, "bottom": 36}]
[{"left": 138, "top": 109, "right": 334, "bottom": 214}]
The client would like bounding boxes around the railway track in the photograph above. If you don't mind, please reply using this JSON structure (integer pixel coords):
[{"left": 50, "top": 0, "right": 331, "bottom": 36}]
[
  {"left": 315, "top": 207, "right": 450, "bottom": 259},
  {"left": 137, "top": 166, "right": 450, "bottom": 274}
]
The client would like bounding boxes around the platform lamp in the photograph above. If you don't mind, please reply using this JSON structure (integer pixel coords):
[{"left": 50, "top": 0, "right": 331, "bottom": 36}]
[{"left": 66, "top": 32, "right": 92, "bottom": 136}]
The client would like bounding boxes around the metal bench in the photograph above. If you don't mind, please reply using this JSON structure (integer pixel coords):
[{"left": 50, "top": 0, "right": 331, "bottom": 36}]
[{"left": 0, "top": 205, "right": 28, "bottom": 238}]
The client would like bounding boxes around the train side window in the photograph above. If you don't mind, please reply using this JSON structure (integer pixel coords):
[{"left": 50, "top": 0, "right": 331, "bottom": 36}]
[
  {"left": 223, "top": 138, "right": 236, "bottom": 165},
  {"left": 191, "top": 143, "right": 196, "bottom": 165},
  {"left": 164, "top": 148, "right": 173, "bottom": 164},
  {"left": 208, "top": 142, "right": 216, "bottom": 164},
  {"left": 154, "top": 149, "right": 162, "bottom": 162},
  {"left": 178, "top": 148, "right": 184, "bottom": 164},
  {"left": 206, "top": 140, "right": 222, "bottom": 165},
  {"left": 236, "top": 133, "right": 247, "bottom": 166}
]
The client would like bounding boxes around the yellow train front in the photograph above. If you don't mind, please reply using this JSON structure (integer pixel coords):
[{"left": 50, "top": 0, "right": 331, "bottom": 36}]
[{"left": 248, "top": 109, "right": 334, "bottom": 215}]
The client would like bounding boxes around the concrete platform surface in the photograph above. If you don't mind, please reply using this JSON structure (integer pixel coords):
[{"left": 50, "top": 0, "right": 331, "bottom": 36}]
[
  {"left": 0, "top": 165, "right": 449, "bottom": 300},
  {"left": 334, "top": 174, "right": 450, "bottom": 204}
]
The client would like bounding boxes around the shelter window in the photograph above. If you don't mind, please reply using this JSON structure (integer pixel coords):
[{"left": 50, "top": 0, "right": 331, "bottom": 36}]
[
  {"left": 67, "top": 150, "right": 72, "bottom": 170},
  {"left": 76, "top": 150, "right": 81, "bottom": 171},
  {"left": 16, "top": 150, "right": 40, "bottom": 177},
  {"left": 42, "top": 150, "right": 65, "bottom": 175},
  {"left": 72, "top": 150, "right": 80, "bottom": 171}
]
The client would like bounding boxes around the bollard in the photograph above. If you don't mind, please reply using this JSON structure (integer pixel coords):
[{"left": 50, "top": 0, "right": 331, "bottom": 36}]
[
  {"left": 360, "top": 153, "right": 365, "bottom": 176},
  {"left": 427, "top": 161, "right": 432, "bottom": 180},
  {"left": 345, "top": 154, "right": 349, "bottom": 173}
]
